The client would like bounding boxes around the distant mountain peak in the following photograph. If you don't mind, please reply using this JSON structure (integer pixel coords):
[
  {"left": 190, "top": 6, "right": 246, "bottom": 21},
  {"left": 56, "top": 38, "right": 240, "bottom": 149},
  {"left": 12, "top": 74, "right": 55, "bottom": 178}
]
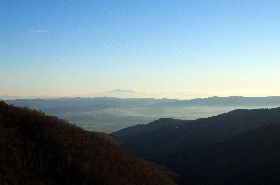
[
  {"left": 83, "top": 89, "right": 147, "bottom": 98},
  {"left": 111, "top": 89, "right": 137, "bottom": 93}
]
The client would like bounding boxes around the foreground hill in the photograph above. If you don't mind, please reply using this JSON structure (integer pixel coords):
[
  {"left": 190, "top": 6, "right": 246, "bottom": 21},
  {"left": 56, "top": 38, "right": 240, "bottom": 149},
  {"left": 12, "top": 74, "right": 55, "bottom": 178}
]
[
  {"left": 184, "top": 124, "right": 280, "bottom": 185},
  {"left": 0, "top": 102, "right": 177, "bottom": 185},
  {"left": 113, "top": 108, "right": 280, "bottom": 184}
]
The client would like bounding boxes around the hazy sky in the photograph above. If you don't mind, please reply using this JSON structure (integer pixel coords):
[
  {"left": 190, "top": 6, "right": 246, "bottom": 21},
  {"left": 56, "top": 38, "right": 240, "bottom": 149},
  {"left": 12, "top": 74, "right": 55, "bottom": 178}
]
[{"left": 1, "top": 0, "right": 280, "bottom": 99}]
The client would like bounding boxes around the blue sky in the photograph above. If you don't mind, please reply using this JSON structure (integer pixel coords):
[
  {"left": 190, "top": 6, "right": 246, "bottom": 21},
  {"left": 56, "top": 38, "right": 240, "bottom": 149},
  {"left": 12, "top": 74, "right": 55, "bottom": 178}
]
[{"left": 1, "top": 0, "right": 280, "bottom": 98}]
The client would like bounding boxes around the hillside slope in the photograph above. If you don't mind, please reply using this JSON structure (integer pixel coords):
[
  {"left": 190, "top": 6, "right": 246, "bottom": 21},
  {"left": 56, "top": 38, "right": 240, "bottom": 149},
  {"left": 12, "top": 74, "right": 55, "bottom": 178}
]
[
  {"left": 183, "top": 124, "right": 280, "bottom": 185},
  {"left": 113, "top": 108, "right": 280, "bottom": 184},
  {"left": 0, "top": 102, "right": 177, "bottom": 185},
  {"left": 114, "top": 108, "right": 280, "bottom": 162}
]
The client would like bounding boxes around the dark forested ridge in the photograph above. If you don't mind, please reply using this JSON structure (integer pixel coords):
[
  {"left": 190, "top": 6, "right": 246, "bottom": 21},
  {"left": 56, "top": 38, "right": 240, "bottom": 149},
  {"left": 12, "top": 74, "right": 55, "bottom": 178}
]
[
  {"left": 0, "top": 101, "right": 177, "bottom": 185},
  {"left": 113, "top": 107, "right": 280, "bottom": 184},
  {"left": 183, "top": 124, "right": 280, "bottom": 185}
]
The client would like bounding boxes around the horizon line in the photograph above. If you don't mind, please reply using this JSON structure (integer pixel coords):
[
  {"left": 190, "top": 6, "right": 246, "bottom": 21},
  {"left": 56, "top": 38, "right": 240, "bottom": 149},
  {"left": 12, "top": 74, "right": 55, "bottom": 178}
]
[{"left": 2, "top": 95, "right": 280, "bottom": 101}]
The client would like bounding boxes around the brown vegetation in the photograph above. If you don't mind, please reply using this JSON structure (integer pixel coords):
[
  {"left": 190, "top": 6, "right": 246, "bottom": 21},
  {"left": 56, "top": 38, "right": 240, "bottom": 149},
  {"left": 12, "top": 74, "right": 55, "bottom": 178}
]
[{"left": 0, "top": 101, "right": 177, "bottom": 185}]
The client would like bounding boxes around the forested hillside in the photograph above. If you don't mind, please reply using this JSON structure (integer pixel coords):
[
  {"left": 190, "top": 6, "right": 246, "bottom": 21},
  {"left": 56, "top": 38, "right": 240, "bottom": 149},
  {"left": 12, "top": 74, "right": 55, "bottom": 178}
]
[
  {"left": 0, "top": 102, "right": 177, "bottom": 185},
  {"left": 183, "top": 124, "right": 280, "bottom": 185},
  {"left": 114, "top": 108, "right": 280, "bottom": 184}
]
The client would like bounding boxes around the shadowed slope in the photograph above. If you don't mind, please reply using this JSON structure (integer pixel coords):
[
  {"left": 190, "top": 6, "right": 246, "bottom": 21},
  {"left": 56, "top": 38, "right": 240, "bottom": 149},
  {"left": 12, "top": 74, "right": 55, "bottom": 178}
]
[
  {"left": 184, "top": 124, "right": 280, "bottom": 185},
  {"left": 114, "top": 108, "right": 280, "bottom": 184},
  {"left": 114, "top": 108, "right": 280, "bottom": 162},
  {"left": 0, "top": 102, "right": 177, "bottom": 185}
]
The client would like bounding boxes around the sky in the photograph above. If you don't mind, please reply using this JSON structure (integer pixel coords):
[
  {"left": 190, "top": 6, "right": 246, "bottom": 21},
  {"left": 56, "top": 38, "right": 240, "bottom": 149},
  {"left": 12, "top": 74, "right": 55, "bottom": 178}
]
[{"left": 1, "top": 0, "right": 280, "bottom": 99}]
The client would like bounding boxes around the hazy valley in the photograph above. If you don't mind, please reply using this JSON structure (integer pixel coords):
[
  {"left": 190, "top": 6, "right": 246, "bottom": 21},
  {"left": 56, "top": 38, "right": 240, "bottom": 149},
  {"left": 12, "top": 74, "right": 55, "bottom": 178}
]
[{"left": 6, "top": 96, "right": 280, "bottom": 133}]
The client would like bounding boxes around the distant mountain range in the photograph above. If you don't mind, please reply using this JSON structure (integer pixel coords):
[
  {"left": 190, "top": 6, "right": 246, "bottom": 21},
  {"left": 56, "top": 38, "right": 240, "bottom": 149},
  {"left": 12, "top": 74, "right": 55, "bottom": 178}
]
[
  {"left": 0, "top": 95, "right": 32, "bottom": 100},
  {"left": 113, "top": 107, "right": 280, "bottom": 184},
  {"left": 5, "top": 96, "right": 280, "bottom": 133},
  {"left": 0, "top": 89, "right": 147, "bottom": 100},
  {"left": 159, "top": 96, "right": 280, "bottom": 106},
  {"left": 82, "top": 89, "right": 148, "bottom": 98}
]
